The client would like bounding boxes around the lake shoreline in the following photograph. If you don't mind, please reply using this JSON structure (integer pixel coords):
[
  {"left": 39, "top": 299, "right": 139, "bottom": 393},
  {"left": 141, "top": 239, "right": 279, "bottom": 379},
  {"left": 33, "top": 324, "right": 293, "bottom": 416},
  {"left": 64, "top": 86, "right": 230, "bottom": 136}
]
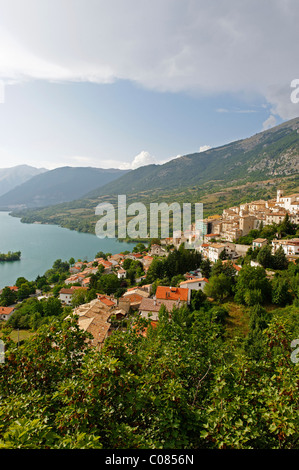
[
  {"left": 8, "top": 210, "right": 149, "bottom": 245},
  {"left": 0, "top": 212, "right": 136, "bottom": 289}
]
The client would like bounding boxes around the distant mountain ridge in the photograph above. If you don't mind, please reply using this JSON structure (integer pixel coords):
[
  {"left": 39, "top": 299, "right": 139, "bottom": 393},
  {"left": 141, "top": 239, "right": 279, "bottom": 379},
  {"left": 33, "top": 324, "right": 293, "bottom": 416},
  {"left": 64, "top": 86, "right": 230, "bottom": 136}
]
[
  {"left": 7, "top": 116, "right": 299, "bottom": 235},
  {"left": 0, "top": 166, "right": 129, "bottom": 209},
  {"left": 84, "top": 117, "right": 299, "bottom": 198},
  {"left": 0, "top": 164, "right": 47, "bottom": 197}
]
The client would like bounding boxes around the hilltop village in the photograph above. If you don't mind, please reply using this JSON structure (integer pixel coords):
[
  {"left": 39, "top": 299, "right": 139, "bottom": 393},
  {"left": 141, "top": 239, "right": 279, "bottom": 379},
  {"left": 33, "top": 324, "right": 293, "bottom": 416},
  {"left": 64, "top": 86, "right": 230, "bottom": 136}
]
[
  {"left": 165, "top": 189, "right": 299, "bottom": 260},
  {"left": 0, "top": 189, "right": 298, "bottom": 351}
]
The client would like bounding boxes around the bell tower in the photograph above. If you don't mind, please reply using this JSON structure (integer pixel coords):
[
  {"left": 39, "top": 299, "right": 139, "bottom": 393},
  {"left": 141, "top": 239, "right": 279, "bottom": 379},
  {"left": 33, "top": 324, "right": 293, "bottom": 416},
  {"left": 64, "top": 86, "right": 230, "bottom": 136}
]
[{"left": 277, "top": 189, "right": 284, "bottom": 202}]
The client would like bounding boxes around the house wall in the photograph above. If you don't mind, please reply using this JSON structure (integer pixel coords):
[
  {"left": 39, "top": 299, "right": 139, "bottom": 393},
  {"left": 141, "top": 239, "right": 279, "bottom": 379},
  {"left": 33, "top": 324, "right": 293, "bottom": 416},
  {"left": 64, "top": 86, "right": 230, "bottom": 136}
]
[{"left": 139, "top": 310, "right": 159, "bottom": 321}]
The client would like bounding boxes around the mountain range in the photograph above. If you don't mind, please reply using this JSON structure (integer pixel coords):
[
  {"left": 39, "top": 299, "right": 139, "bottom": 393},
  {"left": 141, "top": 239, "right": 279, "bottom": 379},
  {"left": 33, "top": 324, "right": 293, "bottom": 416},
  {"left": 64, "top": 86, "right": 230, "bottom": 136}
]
[
  {"left": 85, "top": 117, "right": 299, "bottom": 198},
  {"left": 0, "top": 166, "right": 129, "bottom": 210},
  {"left": 0, "top": 164, "right": 47, "bottom": 197},
  {"left": 5, "top": 116, "right": 299, "bottom": 234}
]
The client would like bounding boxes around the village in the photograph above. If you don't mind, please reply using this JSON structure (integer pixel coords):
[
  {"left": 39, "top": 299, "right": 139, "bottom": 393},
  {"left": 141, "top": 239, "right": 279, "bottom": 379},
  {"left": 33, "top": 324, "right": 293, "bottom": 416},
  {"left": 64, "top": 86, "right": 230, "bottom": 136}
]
[
  {"left": 0, "top": 188, "right": 298, "bottom": 351},
  {"left": 163, "top": 188, "right": 299, "bottom": 260}
]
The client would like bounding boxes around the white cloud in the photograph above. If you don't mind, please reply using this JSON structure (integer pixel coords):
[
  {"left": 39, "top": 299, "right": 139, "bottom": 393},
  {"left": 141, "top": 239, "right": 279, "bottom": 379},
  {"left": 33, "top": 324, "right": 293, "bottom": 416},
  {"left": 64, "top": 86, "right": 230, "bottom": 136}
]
[
  {"left": 216, "top": 108, "right": 257, "bottom": 114},
  {"left": 263, "top": 84, "right": 299, "bottom": 121},
  {"left": 216, "top": 108, "right": 229, "bottom": 113},
  {"left": 262, "top": 114, "right": 277, "bottom": 131},
  {"left": 0, "top": 0, "right": 298, "bottom": 120},
  {"left": 119, "top": 151, "right": 157, "bottom": 170},
  {"left": 199, "top": 145, "right": 211, "bottom": 152}
]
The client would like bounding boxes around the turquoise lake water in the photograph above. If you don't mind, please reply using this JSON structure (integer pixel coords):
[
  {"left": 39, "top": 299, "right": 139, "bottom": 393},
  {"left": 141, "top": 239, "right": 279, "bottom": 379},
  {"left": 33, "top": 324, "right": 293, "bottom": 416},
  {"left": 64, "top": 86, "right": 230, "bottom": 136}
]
[{"left": 0, "top": 211, "right": 135, "bottom": 288}]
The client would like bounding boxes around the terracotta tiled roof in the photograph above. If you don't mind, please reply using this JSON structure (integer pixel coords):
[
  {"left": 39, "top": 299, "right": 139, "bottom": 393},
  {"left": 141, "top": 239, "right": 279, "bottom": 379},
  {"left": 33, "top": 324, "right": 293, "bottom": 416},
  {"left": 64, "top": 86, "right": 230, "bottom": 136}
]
[
  {"left": 75, "top": 299, "right": 113, "bottom": 349},
  {"left": 97, "top": 295, "right": 116, "bottom": 306},
  {"left": 180, "top": 278, "right": 209, "bottom": 285},
  {"left": 156, "top": 286, "right": 189, "bottom": 302},
  {"left": 60, "top": 288, "right": 75, "bottom": 294},
  {"left": 0, "top": 306, "right": 14, "bottom": 315},
  {"left": 139, "top": 297, "right": 178, "bottom": 313},
  {"left": 121, "top": 293, "right": 143, "bottom": 304}
]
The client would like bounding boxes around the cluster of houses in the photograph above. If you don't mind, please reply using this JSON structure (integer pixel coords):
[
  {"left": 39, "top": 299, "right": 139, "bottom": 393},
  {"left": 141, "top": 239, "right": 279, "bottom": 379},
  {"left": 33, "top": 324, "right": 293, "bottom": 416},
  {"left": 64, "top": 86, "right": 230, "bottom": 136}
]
[
  {"left": 60, "top": 266, "right": 209, "bottom": 350},
  {"left": 54, "top": 240, "right": 215, "bottom": 350},
  {"left": 201, "top": 189, "right": 299, "bottom": 242},
  {"left": 1, "top": 188, "right": 298, "bottom": 345},
  {"left": 161, "top": 189, "right": 299, "bottom": 264},
  {"left": 63, "top": 249, "right": 161, "bottom": 288}
]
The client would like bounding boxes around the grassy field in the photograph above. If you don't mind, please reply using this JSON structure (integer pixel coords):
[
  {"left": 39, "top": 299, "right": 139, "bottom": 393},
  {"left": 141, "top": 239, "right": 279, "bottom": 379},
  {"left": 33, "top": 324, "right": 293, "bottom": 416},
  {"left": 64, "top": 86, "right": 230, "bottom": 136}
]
[
  {"left": 0, "top": 328, "right": 34, "bottom": 343},
  {"left": 222, "top": 301, "right": 250, "bottom": 339}
]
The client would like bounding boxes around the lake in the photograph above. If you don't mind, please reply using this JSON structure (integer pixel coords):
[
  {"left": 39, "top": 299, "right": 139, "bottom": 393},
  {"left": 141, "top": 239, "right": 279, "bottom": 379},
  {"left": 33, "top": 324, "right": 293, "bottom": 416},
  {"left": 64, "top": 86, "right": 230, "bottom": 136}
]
[{"left": 0, "top": 211, "right": 136, "bottom": 288}]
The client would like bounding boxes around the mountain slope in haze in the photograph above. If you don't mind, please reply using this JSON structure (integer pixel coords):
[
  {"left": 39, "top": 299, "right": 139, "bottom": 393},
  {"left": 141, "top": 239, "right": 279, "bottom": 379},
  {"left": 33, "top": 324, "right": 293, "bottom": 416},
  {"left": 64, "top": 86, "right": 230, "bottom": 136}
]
[
  {"left": 0, "top": 164, "right": 47, "bottom": 197},
  {"left": 0, "top": 166, "right": 129, "bottom": 209},
  {"left": 9, "top": 117, "right": 299, "bottom": 235},
  {"left": 85, "top": 117, "right": 299, "bottom": 198}
]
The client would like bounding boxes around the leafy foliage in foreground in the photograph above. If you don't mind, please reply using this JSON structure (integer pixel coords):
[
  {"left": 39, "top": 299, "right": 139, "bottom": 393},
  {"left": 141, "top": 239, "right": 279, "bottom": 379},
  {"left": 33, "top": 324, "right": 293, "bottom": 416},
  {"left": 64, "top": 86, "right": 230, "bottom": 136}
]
[{"left": 0, "top": 300, "right": 298, "bottom": 449}]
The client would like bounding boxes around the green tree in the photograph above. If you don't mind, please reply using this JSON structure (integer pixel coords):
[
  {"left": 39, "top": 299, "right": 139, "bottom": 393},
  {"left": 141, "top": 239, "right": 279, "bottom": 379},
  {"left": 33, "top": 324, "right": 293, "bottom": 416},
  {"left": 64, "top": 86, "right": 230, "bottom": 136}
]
[
  {"left": 0, "top": 287, "right": 17, "bottom": 307},
  {"left": 219, "top": 249, "right": 228, "bottom": 260},
  {"left": 97, "top": 273, "right": 121, "bottom": 295},
  {"left": 204, "top": 273, "right": 232, "bottom": 301},
  {"left": 17, "top": 283, "right": 35, "bottom": 302},
  {"left": 70, "top": 288, "right": 88, "bottom": 307},
  {"left": 200, "top": 259, "right": 212, "bottom": 279},
  {"left": 42, "top": 297, "right": 63, "bottom": 317},
  {"left": 234, "top": 265, "right": 271, "bottom": 306},
  {"left": 271, "top": 277, "right": 292, "bottom": 306},
  {"left": 190, "top": 289, "right": 207, "bottom": 310},
  {"left": 277, "top": 213, "right": 296, "bottom": 237},
  {"left": 132, "top": 243, "right": 146, "bottom": 253},
  {"left": 35, "top": 275, "right": 48, "bottom": 290},
  {"left": 257, "top": 245, "right": 273, "bottom": 269},
  {"left": 15, "top": 277, "right": 28, "bottom": 288},
  {"left": 272, "top": 246, "right": 289, "bottom": 270}
]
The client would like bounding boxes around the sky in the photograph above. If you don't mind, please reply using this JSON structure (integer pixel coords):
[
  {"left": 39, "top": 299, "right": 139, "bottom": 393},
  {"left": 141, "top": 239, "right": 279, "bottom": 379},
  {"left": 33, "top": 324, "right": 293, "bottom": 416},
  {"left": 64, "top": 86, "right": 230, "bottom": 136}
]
[{"left": 0, "top": 0, "right": 298, "bottom": 170}]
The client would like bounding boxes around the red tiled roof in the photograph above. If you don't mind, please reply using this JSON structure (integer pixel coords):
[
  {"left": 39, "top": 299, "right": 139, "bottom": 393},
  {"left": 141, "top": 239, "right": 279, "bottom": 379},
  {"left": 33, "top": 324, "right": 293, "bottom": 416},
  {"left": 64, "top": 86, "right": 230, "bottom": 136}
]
[
  {"left": 155, "top": 286, "right": 189, "bottom": 302},
  {"left": 71, "top": 286, "right": 88, "bottom": 290},
  {"left": 180, "top": 278, "right": 209, "bottom": 285},
  {"left": 122, "top": 293, "right": 143, "bottom": 304},
  {"left": 60, "top": 288, "right": 75, "bottom": 294},
  {"left": 0, "top": 306, "right": 14, "bottom": 315},
  {"left": 97, "top": 295, "right": 116, "bottom": 306}
]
